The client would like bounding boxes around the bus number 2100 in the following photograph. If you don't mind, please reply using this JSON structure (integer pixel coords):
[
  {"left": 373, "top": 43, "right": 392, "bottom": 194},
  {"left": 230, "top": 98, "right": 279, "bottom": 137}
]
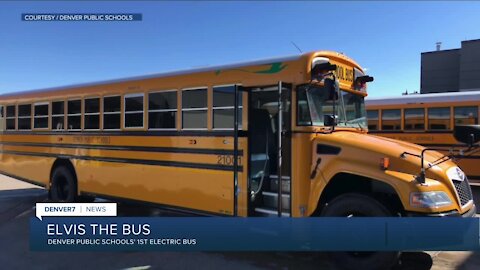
[{"left": 217, "top": 155, "right": 242, "bottom": 166}]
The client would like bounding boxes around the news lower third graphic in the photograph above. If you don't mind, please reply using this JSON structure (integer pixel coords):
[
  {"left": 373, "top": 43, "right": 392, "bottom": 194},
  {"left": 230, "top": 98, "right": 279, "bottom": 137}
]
[
  {"left": 35, "top": 203, "right": 117, "bottom": 220},
  {"left": 21, "top": 14, "right": 143, "bottom": 22},
  {"left": 30, "top": 203, "right": 480, "bottom": 251}
]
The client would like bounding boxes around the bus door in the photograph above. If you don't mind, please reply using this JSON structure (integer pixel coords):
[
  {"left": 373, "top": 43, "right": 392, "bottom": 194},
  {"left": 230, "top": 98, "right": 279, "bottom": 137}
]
[{"left": 247, "top": 82, "right": 292, "bottom": 217}]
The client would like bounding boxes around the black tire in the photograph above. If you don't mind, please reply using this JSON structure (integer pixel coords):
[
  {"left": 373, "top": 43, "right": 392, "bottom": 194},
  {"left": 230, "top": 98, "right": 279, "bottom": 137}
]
[
  {"left": 78, "top": 195, "right": 96, "bottom": 203},
  {"left": 49, "top": 166, "right": 77, "bottom": 202},
  {"left": 321, "top": 193, "right": 400, "bottom": 270}
]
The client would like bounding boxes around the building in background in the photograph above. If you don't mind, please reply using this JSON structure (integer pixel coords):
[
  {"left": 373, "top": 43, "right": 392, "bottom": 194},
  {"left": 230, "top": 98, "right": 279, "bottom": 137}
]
[{"left": 421, "top": 39, "right": 480, "bottom": 94}]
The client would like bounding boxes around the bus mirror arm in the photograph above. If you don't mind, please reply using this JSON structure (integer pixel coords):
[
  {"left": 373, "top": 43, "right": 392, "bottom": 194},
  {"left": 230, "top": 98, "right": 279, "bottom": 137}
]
[
  {"left": 450, "top": 144, "right": 480, "bottom": 161},
  {"left": 415, "top": 148, "right": 434, "bottom": 184},
  {"left": 400, "top": 151, "right": 421, "bottom": 159},
  {"left": 429, "top": 144, "right": 480, "bottom": 166},
  {"left": 415, "top": 147, "right": 451, "bottom": 184},
  {"left": 415, "top": 145, "right": 480, "bottom": 183}
]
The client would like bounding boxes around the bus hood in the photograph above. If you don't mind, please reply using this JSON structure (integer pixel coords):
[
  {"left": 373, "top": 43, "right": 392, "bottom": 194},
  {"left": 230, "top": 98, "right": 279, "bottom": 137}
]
[{"left": 315, "top": 130, "right": 455, "bottom": 181}]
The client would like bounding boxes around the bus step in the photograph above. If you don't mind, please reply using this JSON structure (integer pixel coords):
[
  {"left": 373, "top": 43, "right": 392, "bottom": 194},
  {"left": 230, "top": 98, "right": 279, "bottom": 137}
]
[
  {"left": 261, "top": 191, "right": 290, "bottom": 210},
  {"left": 269, "top": 176, "right": 291, "bottom": 194},
  {"left": 254, "top": 207, "right": 290, "bottom": 217}
]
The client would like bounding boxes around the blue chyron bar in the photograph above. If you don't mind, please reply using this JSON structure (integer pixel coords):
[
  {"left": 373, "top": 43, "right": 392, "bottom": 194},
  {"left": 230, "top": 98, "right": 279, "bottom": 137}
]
[{"left": 30, "top": 217, "right": 480, "bottom": 251}]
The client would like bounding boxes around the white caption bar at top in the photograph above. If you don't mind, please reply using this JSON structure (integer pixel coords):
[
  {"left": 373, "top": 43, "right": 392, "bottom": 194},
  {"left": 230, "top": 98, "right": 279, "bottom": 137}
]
[{"left": 36, "top": 203, "right": 117, "bottom": 220}]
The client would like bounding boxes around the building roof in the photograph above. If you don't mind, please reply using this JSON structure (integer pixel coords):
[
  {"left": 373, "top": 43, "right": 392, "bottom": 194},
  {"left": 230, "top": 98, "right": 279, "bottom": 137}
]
[
  {"left": 365, "top": 90, "right": 480, "bottom": 106},
  {"left": 421, "top": 48, "right": 460, "bottom": 55}
]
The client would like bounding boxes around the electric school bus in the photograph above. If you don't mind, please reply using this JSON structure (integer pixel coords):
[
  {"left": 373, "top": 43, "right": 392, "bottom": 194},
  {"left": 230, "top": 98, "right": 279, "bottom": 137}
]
[{"left": 0, "top": 51, "right": 478, "bottom": 269}]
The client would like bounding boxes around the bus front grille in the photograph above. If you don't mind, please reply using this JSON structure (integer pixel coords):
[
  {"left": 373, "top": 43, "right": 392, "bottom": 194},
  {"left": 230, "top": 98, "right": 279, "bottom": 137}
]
[{"left": 453, "top": 179, "right": 473, "bottom": 206}]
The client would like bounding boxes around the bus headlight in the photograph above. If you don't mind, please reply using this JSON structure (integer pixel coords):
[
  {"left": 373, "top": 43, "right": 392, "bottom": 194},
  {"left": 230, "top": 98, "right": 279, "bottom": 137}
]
[{"left": 410, "top": 191, "right": 452, "bottom": 208}]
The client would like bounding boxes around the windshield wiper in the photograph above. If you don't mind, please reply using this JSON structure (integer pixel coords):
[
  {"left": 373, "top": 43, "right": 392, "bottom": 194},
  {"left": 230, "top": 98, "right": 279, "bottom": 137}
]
[
  {"left": 356, "top": 122, "right": 365, "bottom": 131},
  {"left": 342, "top": 119, "right": 365, "bottom": 131}
]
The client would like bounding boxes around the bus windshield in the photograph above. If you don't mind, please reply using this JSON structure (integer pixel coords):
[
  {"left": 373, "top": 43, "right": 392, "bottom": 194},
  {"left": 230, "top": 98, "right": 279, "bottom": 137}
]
[{"left": 298, "top": 85, "right": 367, "bottom": 129}]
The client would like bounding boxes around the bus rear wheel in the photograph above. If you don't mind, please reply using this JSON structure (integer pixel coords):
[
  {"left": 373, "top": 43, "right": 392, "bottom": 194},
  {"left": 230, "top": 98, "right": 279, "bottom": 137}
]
[
  {"left": 49, "top": 166, "right": 77, "bottom": 202},
  {"left": 320, "top": 193, "right": 400, "bottom": 270}
]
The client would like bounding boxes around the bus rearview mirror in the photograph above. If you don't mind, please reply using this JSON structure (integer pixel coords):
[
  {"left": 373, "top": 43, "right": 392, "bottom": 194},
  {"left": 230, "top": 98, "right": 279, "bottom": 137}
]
[
  {"left": 454, "top": 125, "right": 480, "bottom": 147},
  {"left": 324, "top": 114, "right": 337, "bottom": 127}
]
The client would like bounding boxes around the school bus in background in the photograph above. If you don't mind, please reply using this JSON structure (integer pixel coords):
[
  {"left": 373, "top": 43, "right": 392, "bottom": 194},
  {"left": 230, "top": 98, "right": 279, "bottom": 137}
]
[
  {"left": 366, "top": 91, "right": 480, "bottom": 185},
  {"left": 0, "top": 51, "right": 477, "bottom": 269}
]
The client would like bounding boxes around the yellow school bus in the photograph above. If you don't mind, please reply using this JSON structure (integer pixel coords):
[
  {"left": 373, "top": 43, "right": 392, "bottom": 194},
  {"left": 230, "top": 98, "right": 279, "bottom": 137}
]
[
  {"left": 366, "top": 91, "right": 480, "bottom": 185},
  {"left": 0, "top": 51, "right": 477, "bottom": 268}
]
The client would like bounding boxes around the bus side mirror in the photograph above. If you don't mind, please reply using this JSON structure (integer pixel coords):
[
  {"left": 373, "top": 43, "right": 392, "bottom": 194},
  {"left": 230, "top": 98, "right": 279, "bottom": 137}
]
[
  {"left": 324, "top": 78, "right": 338, "bottom": 100},
  {"left": 454, "top": 125, "right": 480, "bottom": 147},
  {"left": 324, "top": 114, "right": 337, "bottom": 127}
]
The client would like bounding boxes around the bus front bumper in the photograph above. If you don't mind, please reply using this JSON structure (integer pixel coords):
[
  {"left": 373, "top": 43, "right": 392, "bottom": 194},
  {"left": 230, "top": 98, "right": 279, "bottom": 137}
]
[{"left": 405, "top": 204, "right": 476, "bottom": 218}]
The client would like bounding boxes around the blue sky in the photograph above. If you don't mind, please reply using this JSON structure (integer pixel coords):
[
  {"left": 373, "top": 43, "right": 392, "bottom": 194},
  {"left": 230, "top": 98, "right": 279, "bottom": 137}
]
[{"left": 0, "top": 1, "right": 479, "bottom": 97}]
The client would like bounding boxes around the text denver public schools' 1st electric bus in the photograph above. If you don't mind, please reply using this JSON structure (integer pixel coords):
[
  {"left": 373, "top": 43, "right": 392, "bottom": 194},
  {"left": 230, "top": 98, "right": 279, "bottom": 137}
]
[
  {"left": 366, "top": 91, "right": 480, "bottom": 185},
  {"left": 0, "top": 51, "right": 478, "bottom": 269}
]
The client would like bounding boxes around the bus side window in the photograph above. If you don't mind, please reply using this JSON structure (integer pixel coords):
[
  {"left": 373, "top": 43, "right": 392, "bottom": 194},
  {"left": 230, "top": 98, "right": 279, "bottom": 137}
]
[
  {"left": 454, "top": 106, "right": 478, "bottom": 126},
  {"left": 366, "top": 110, "right": 378, "bottom": 130},
  {"left": 67, "top": 99, "right": 82, "bottom": 130},
  {"left": 381, "top": 109, "right": 401, "bottom": 130},
  {"left": 52, "top": 101, "right": 65, "bottom": 130},
  {"left": 84, "top": 97, "right": 100, "bottom": 130},
  {"left": 0, "top": 106, "right": 3, "bottom": 131},
  {"left": 428, "top": 107, "right": 450, "bottom": 130},
  {"left": 18, "top": 104, "right": 32, "bottom": 130},
  {"left": 404, "top": 108, "right": 425, "bottom": 131},
  {"left": 182, "top": 88, "right": 207, "bottom": 129},
  {"left": 103, "top": 96, "right": 121, "bottom": 130},
  {"left": 124, "top": 93, "right": 145, "bottom": 129},
  {"left": 212, "top": 85, "right": 242, "bottom": 130},
  {"left": 148, "top": 90, "right": 177, "bottom": 130},
  {"left": 6, "top": 105, "right": 16, "bottom": 130},
  {"left": 34, "top": 102, "right": 49, "bottom": 129}
]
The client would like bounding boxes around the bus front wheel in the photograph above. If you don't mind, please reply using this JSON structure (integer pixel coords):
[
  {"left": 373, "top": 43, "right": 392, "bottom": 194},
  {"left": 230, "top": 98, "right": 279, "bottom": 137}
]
[
  {"left": 320, "top": 193, "right": 400, "bottom": 270},
  {"left": 49, "top": 166, "right": 77, "bottom": 203}
]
